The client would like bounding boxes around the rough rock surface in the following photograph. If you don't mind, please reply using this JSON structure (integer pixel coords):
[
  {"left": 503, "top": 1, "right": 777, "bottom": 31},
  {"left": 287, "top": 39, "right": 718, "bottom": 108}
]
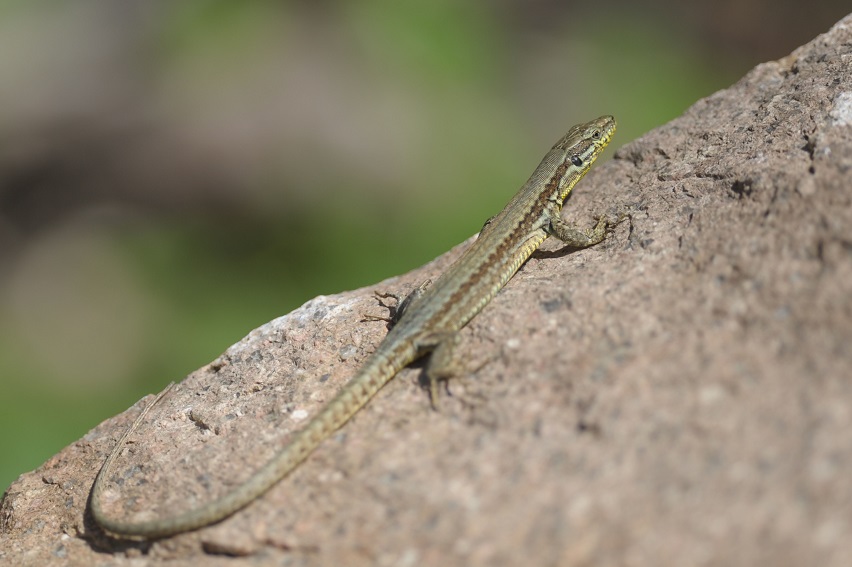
[{"left": 3, "top": 14, "right": 852, "bottom": 567}]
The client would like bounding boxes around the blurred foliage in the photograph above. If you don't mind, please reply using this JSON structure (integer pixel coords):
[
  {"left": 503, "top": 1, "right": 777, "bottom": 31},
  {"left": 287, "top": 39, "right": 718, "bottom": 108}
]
[{"left": 1, "top": 1, "right": 848, "bottom": 492}]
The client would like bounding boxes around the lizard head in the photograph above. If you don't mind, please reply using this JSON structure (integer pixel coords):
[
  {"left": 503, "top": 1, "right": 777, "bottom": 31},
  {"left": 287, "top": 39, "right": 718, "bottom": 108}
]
[{"left": 551, "top": 115, "right": 616, "bottom": 201}]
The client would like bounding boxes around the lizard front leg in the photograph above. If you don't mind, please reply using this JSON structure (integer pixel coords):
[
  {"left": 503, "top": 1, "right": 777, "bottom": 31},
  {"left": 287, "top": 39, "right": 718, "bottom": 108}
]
[{"left": 546, "top": 215, "right": 608, "bottom": 248}]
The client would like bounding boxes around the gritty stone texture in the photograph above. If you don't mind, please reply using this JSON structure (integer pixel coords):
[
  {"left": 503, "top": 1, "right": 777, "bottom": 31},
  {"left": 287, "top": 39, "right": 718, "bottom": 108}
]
[{"left": 3, "top": 13, "right": 852, "bottom": 567}]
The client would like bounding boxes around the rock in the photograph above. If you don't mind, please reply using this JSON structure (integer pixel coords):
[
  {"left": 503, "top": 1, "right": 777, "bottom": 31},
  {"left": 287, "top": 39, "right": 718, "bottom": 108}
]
[{"left": 3, "top": 13, "right": 852, "bottom": 567}]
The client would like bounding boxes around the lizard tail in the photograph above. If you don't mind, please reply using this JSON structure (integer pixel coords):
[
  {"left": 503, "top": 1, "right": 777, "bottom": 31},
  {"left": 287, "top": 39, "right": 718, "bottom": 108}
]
[{"left": 90, "top": 340, "right": 417, "bottom": 539}]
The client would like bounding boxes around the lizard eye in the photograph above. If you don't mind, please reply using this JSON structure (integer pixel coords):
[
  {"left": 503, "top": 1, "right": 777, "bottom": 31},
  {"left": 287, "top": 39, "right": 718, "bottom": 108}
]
[
  {"left": 590, "top": 130, "right": 601, "bottom": 139},
  {"left": 570, "top": 155, "right": 583, "bottom": 167}
]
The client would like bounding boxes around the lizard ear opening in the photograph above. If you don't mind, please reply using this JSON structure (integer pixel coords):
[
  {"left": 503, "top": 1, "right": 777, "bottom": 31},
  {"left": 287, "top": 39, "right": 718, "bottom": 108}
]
[{"left": 571, "top": 155, "right": 583, "bottom": 167}]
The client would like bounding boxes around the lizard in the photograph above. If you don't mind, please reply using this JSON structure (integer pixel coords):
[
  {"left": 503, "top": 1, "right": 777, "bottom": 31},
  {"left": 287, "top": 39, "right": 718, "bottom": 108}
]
[{"left": 90, "top": 115, "right": 617, "bottom": 539}]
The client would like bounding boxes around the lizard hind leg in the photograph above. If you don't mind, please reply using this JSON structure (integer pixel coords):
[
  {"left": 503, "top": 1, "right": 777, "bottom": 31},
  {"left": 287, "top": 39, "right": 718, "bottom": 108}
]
[
  {"left": 393, "top": 279, "right": 432, "bottom": 323},
  {"left": 419, "top": 331, "right": 462, "bottom": 409},
  {"left": 362, "top": 279, "right": 433, "bottom": 325}
]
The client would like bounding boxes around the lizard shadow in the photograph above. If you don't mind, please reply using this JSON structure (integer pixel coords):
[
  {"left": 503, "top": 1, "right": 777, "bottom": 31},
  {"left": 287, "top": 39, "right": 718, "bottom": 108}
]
[
  {"left": 530, "top": 243, "right": 598, "bottom": 260},
  {"left": 81, "top": 486, "right": 156, "bottom": 554}
]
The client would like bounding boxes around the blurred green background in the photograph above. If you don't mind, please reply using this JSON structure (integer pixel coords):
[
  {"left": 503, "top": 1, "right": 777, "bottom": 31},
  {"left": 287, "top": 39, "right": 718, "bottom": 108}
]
[{"left": 1, "top": 1, "right": 848, "bottom": 492}]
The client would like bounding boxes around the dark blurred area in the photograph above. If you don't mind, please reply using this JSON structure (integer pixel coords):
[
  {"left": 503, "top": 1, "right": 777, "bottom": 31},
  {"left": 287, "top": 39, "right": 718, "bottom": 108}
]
[{"left": 1, "top": 1, "right": 848, "bottom": 491}]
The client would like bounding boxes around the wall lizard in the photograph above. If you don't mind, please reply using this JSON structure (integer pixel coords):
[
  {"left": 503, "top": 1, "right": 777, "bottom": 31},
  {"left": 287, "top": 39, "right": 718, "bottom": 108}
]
[{"left": 91, "top": 115, "right": 617, "bottom": 538}]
